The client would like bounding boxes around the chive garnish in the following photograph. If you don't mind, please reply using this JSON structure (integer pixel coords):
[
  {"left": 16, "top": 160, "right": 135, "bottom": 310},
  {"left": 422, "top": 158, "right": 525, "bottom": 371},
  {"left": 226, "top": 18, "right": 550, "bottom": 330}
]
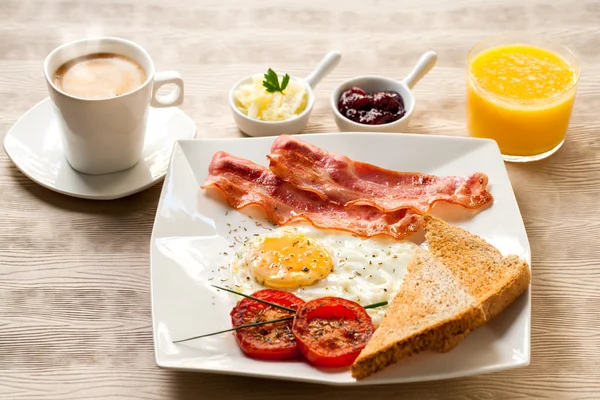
[
  {"left": 173, "top": 316, "right": 294, "bottom": 343},
  {"left": 172, "top": 288, "right": 390, "bottom": 344},
  {"left": 212, "top": 285, "right": 388, "bottom": 312},
  {"left": 364, "top": 301, "right": 388, "bottom": 309},
  {"left": 211, "top": 285, "right": 296, "bottom": 313}
]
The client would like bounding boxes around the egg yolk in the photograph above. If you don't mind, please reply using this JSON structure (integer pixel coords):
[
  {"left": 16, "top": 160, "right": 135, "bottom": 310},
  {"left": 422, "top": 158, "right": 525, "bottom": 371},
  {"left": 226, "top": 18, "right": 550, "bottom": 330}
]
[{"left": 244, "top": 231, "right": 334, "bottom": 289}]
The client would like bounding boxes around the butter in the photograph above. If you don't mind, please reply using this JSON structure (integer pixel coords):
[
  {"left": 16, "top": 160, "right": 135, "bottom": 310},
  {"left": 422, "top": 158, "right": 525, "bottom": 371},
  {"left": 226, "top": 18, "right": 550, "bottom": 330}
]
[{"left": 235, "top": 74, "right": 308, "bottom": 121}]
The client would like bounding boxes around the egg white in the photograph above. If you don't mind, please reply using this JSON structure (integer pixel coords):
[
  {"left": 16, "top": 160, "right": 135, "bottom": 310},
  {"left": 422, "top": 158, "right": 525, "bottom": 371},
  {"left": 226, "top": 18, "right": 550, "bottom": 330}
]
[{"left": 230, "top": 224, "right": 417, "bottom": 326}]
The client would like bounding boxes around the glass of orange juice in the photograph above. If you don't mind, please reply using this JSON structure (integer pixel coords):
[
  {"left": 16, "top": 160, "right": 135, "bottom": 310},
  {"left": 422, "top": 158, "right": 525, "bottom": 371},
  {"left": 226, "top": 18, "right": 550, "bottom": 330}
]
[{"left": 466, "top": 33, "right": 580, "bottom": 162}]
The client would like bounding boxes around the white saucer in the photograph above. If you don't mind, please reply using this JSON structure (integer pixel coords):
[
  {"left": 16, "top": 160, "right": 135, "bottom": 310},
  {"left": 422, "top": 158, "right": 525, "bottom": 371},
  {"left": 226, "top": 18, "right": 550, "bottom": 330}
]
[{"left": 3, "top": 97, "right": 197, "bottom": 200}]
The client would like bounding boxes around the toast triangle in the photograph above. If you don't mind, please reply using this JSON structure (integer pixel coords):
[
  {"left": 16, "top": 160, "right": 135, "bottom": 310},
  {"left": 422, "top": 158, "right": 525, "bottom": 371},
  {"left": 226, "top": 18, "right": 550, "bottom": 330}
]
[{"left": 351, "top": 216, "right": 530, "bottom": 379}]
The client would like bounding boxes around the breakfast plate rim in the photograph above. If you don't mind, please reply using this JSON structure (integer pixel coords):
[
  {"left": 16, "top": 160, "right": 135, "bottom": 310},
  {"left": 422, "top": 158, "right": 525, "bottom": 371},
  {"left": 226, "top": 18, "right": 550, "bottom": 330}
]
[{"left": 150, "top": 132, "right": 531, "bottom": 386}]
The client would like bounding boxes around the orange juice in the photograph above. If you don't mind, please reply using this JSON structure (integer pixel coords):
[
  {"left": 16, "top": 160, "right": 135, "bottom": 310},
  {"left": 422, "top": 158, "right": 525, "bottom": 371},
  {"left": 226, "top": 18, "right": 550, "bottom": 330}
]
[{"left": 467, "top": 37, "right": 579, "bottom": 161}]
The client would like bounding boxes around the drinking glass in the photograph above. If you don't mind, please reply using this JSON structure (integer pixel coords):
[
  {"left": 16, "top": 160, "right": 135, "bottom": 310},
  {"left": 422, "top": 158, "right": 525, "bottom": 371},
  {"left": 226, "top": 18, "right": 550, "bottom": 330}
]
[{"left": 466, "top": 32, "right": 580, "bottom": 162}]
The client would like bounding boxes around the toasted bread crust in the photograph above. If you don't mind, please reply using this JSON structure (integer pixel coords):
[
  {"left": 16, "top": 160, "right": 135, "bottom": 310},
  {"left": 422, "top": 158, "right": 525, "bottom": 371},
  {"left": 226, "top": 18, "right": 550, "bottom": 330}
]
[
  {"left": 350, "top": 216, "right": 531, "bottom": 380},
  {"left": 480, "top": 255, "right": 531, "bottom": 319},
  {"left": 423, "top": 216, "right": 531, "bottom": 321},
  {"left": 352, "top": 306, "right": 485, "bottom": 379}
]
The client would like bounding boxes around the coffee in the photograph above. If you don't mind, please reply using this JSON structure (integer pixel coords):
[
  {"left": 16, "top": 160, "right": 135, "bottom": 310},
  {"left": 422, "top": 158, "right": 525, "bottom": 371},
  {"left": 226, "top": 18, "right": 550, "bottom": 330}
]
[{"left": 53, "top": 53, "right": 147, "bottom": 99}]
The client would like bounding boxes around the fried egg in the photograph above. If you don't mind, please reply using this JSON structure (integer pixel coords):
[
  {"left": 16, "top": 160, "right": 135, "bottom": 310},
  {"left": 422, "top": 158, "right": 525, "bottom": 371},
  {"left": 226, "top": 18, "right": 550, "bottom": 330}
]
[
  {"left": 230, "top": 224, "right": 417, "bottom": 326},
  {"left": 240, "top": 229, "right": 334, "bottom": 289}
]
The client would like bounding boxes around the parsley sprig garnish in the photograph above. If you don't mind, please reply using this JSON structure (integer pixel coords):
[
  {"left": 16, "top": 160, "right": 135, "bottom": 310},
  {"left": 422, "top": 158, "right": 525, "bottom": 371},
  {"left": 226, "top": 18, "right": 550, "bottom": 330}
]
[{"left": 262, "top": 68, "right": 290, "bottom": 94}]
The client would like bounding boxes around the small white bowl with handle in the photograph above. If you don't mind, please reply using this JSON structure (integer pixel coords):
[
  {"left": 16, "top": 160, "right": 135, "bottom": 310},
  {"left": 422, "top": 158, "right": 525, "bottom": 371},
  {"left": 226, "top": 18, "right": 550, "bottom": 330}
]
[
  {"left": 330, "top": 51, "right": 437, "bottom": 133},
  {"left": 229, "top": 51, "right": 341, "bottom": 137}
]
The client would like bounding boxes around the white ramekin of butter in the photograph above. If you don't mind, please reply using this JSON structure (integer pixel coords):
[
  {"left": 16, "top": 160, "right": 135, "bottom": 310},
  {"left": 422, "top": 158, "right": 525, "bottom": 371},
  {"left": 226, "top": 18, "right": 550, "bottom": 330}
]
[{"left": 229, "top": 51, "right": 341, "bottom": 137}]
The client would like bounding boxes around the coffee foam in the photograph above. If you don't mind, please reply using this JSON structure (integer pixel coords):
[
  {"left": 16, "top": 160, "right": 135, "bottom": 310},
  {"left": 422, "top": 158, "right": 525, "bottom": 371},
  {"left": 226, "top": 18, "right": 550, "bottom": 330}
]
[{"left": 54, "top": 53, "right": 147, "bottom": 99}]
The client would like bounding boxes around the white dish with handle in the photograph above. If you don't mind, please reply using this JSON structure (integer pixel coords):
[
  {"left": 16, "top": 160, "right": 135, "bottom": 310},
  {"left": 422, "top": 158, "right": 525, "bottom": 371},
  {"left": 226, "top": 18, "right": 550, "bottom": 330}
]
[
  {"left": 229, "top": 51, "right": 341, "bottom": 137},
  {"left": 330, "top": 51, "right": 437, "bottom": 132}
]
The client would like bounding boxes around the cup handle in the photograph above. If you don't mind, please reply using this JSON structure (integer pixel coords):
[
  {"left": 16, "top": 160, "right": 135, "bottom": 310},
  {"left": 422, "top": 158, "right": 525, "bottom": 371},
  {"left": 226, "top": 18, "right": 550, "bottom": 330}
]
[{"left": 151, "top": 71, "right": 184, "bottom": 107}]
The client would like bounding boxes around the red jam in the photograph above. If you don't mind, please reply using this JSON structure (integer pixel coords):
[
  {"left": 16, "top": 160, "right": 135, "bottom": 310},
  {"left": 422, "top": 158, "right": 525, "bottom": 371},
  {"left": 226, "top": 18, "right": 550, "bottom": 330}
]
[{"left": 337, "top": 87, "right": 406, "bottom": 125}]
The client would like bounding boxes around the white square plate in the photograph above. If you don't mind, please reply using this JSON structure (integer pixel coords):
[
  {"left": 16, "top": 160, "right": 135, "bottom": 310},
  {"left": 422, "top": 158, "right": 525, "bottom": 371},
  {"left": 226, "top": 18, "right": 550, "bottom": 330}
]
[{"left": 150, "top": 132, "right": 531, "bottom": 386}]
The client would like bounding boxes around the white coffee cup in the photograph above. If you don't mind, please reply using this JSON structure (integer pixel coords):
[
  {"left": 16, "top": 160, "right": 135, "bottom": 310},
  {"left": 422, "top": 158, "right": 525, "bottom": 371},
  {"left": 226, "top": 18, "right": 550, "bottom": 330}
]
[{"left": 44, "top": 37, "right": 184, "bottom": 175}]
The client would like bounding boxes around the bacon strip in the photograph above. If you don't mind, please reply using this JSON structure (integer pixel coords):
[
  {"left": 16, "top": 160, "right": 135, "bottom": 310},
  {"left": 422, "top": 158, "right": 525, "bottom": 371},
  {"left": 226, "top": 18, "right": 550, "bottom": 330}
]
[
  {"left": 201, "top": 152, "right": 423, "bottom": 240},
  {"left": 267, "top": 135, "right": 493, "bottom": 213}
]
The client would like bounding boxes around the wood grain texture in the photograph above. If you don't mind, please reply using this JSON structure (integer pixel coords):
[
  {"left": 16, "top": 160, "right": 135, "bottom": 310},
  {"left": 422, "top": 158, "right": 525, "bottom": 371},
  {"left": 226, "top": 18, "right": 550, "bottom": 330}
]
[{"left": 1, "top": 0, "right": 600, "bottom": 398}]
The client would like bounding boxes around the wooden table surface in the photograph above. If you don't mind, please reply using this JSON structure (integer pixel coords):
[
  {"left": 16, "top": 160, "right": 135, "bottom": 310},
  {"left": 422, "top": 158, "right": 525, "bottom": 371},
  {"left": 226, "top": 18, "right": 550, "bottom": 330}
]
[{"left": 1, "top": 0, "right": 599, "bottom": 398}]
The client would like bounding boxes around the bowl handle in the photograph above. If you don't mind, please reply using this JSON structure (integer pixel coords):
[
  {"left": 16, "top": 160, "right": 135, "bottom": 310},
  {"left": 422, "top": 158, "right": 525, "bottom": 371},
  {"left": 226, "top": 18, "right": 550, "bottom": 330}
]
[
  {"left": 402, "top": 51, "right": 438, "bottom": 90},
  {"left": 305, "top": 51, "right": 342, "bottom": 89}
]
